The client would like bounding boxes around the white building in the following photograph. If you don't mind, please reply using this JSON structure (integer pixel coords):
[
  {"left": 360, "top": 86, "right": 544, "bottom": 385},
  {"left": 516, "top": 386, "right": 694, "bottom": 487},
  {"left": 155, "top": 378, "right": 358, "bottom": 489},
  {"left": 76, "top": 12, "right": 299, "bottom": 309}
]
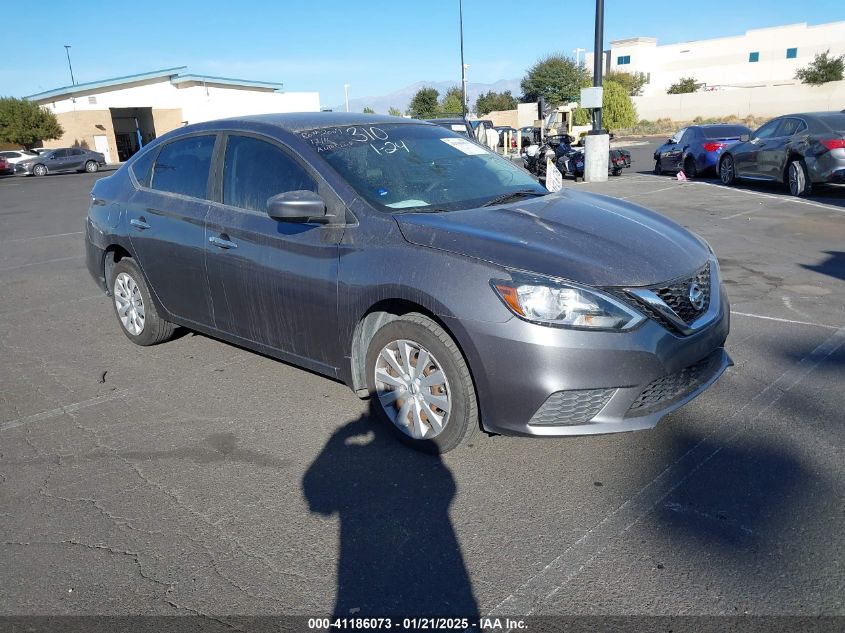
[
  {"left": 586, "top": 21, "right": 845, "bottom": 97},
  {"left": 27, "top": 67, "right": 320, "bottom": 162}
]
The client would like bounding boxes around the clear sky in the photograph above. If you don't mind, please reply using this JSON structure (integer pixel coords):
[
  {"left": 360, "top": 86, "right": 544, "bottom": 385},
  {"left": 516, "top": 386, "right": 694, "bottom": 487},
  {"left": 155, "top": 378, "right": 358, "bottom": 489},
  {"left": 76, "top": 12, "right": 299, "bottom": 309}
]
[{"left": 2, "top": 0, "right": 843, "bottom": 105}]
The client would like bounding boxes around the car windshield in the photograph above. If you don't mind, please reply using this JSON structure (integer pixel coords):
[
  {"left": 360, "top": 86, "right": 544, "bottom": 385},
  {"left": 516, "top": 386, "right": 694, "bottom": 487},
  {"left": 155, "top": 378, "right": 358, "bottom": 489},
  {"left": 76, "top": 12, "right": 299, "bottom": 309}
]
[
  {"left": 298, "top": 123, "right": 546, "bottom": 212},
  {"left": 702, "top": 126, "right": 749, "bottom": 139}
]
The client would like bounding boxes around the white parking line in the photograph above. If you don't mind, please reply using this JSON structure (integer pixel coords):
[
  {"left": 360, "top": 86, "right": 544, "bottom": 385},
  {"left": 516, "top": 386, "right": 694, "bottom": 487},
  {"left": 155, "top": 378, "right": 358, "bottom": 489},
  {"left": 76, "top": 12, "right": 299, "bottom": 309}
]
[
  {"left": 686, "top": 179, "right": 845, "bottom": 214},
  {"left": 0, "top": 390, "right": 132, "bottom": 431},
  {"left": 0, "top": 255, "right": 82, "bottom": 273},
  {"left": 1, "top": 231, "right": 84, "bottom": 243},
  {"left": 731, "top": 310, "right": 840, "bottom": 330},
  {"left": 489, "top": 323, "right": 845, "bottom": 619},
  {"left": 618, "top": 184, "right": 680, "bottom": 199}
]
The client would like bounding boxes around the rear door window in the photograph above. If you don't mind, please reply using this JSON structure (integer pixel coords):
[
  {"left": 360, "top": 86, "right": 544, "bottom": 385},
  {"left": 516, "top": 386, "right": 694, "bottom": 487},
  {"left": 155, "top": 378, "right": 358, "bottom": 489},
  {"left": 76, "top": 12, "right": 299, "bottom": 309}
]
[
  {"left": 776, "top": 118, "right": 806, "bottom": 137},
  {"left": 151, "top": 135, "right": 216, "bottom": 199},
  {"left": 222, "top": 135, "right": 316, "bottom": 212}
]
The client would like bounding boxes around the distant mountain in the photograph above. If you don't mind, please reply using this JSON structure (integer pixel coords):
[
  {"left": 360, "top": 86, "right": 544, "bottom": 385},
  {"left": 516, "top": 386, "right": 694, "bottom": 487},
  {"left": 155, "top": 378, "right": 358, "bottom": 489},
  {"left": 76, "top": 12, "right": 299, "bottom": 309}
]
[{"left": 334, "top": 79, "right": 522, "bottom": 115}]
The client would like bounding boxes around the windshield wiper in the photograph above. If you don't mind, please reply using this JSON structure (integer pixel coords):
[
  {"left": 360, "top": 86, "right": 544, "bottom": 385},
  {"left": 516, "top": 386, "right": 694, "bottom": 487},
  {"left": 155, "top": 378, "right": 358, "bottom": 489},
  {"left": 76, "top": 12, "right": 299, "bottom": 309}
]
[{"left": 481, "top": 190, "right": 549, "bottom": 207}]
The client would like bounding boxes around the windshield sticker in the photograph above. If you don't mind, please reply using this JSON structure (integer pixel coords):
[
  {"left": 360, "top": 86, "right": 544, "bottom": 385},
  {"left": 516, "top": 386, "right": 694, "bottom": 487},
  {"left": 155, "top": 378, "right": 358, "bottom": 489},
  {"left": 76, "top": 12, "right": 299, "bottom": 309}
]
[
  {"left": 450, "top": 124, "right": 466, "bottom": 131},
  {"left": 386, "top": 199, "right": 429, "bottom": 209},
  {"left": 440, "top": 137, "right": 487, "bottom": 155}
]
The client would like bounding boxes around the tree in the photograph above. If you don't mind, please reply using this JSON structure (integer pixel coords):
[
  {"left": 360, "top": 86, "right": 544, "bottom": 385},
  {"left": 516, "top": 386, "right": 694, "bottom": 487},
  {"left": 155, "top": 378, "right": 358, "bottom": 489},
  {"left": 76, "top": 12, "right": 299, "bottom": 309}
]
[
  {"left": 362, "top": 106, "right": 375, "bottom": 114},
  {"left": 667, "top": 77, "right": 699, "bottom": 94},
  {"left": 601, "top": 80, "right": 637, "bottom": 129},
  {"left": 604, "top": 70, "right": 648, "bottom": 96},
  {"left": 795, "top": 50, "right": 845, "bottom": 85},
  {"left": 408, "top": 87, "right": 440, "bottom": 118},
  {"left": 439, "top": 86, "right": 464, "bottom": 115},
  {"left": 521, "top": 54, "right": 590, "bottom": 107},
  {"left": 0, "top": 97, "right": 63, "bottom": 148},
  {"left": 388, "top": 106, "right": 403, "bottom": 117},
  {"left": 475, "top": 90, "right": 518, "bottom": 115}
]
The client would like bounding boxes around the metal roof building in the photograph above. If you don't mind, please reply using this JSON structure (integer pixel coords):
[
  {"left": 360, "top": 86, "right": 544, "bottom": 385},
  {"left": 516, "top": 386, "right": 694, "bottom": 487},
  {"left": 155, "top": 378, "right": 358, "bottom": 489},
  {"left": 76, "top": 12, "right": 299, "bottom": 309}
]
[{"left": 27, "top": 67, "right": 320, "bottom": 162}]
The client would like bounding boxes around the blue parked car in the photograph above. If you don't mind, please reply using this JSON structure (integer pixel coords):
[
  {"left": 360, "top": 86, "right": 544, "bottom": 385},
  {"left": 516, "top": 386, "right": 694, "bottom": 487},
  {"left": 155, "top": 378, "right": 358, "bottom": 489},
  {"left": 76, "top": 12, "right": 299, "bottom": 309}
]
[{"left": 653, "top": 124, "right": 751, "bottom": 178}]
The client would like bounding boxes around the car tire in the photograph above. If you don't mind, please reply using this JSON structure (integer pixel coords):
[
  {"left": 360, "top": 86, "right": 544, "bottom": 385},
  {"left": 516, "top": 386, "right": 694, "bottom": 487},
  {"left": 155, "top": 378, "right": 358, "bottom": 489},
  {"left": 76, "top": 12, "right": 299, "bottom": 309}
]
[
  {"left": 85, "top": 160, "right": 99, "bottom": 173},
  {"left": 684, "top": 156, "right": 697, "bottom": 179},
  {"left": 32, "top": 164, "right": 47, "bottom": 177},
  {"left": 109, "top": 258, "right": 176, "bottom": 346},
  {"left": 719, "top": 154, "right": 736, "bottom": 185},
  {"left": 653, "top": 159, "right": 663, "bottom": 175},
  {"left": 787, "top": 159, "right": 813, "bottom": 197},
  {"left": 365, "top": 313, "right": 478, "bottom": 453}
]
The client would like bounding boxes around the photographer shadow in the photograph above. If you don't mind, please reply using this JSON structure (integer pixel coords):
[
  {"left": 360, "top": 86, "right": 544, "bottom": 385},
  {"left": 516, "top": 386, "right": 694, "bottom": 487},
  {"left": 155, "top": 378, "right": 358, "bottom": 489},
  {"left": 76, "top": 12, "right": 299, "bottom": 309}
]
[{"left": 302, "top": 401, "right": 478, "bottom": 619}]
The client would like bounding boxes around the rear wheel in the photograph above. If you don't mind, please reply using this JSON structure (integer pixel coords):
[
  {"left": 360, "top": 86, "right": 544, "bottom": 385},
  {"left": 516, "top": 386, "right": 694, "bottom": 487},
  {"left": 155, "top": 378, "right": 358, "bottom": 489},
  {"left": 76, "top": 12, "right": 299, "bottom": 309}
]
[
  {"left": 684, "top": 156, "right": 698, "bottom": 179},
  {"left": 110, "top": 258, "right": 176, "bottom": 346},
  {"left": 787, "top": 159, "right": 812, "bottom": 197},
  {"left": 719, "top": 154, "right": 736, "bottom": 185},
  {"left": 365, "top": 313, "right": 477, "bottom": 453},
  {"left": 85, "top": 160, "right": 99, "bottom": 173}
]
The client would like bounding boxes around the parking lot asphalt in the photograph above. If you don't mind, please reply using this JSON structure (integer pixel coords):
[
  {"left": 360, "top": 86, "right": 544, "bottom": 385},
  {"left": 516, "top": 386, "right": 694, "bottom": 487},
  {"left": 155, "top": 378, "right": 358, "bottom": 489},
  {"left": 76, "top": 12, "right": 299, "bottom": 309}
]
[{"left": 1, "top": 154, "right": 844, "bottom": 623}]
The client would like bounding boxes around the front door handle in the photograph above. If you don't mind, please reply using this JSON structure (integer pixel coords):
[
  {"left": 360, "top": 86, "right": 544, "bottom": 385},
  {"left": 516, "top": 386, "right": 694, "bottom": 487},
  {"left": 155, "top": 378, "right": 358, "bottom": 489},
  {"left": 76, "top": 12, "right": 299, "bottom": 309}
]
[
  {"left": 209, "top": 235, "right": 237, "bottom": 249},
  {"left": 130, "top": 218, "right": 150, "bottom": 230}
]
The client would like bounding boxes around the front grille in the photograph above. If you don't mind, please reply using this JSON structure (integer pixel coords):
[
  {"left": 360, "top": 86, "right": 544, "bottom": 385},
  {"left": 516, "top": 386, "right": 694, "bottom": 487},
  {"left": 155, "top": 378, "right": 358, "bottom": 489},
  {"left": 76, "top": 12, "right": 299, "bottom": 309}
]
[
  {"left": 628, "top": 354, "right": 715, "bottom": 414},
  {"left": 654, "top": 262, "right": 711, "bottom": 324},
  {"left": 528, "top": 388, "right": 615, "bottom": 426}
]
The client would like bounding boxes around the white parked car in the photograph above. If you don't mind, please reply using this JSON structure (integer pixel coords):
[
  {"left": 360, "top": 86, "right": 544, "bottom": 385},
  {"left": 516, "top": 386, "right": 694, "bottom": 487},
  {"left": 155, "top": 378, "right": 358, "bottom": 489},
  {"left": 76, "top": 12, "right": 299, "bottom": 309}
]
[{"left": 0, "top": 150, "right": 39, "bottom": 171}]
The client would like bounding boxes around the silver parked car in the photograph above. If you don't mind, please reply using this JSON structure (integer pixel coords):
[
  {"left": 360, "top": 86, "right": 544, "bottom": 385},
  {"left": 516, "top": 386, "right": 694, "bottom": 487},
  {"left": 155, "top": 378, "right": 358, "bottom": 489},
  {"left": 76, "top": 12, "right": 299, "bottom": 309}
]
[
  {"left": 85, "top": 114, "right": 733, "bottom": 453},
  {"left": 17, "top": 147, "right": 105, "bottom": 176}
]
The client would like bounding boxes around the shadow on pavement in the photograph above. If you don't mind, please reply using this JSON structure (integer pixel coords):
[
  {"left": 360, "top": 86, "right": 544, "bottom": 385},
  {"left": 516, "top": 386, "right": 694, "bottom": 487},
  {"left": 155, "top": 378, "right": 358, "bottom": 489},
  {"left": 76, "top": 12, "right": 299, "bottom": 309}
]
[
  {"left": 302, "top": 401, "right": 479, "bottom": 619},
  {"left": 655, "top": 429, "right": 823, "bottom": 549},
  {"left": 801, "top": 250, "right": 845, "bottom": 283}
]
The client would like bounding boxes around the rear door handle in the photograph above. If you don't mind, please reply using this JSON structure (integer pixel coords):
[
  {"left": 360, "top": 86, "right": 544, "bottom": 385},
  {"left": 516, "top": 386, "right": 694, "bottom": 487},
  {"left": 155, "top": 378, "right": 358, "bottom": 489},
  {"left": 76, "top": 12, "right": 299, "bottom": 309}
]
[
  {"left": 130, "top": 218, "right": 150, "bottom": 230},
  {"left": 209, "top": 235, "right": 237, "bottom": 249}
]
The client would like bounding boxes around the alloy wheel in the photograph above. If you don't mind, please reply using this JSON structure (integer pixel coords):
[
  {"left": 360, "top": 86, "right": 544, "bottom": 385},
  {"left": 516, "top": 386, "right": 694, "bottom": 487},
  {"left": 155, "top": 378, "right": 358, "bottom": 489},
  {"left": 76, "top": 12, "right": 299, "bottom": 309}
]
[
  {"left": 788, "top": 162, "right": 803, "bottom": 196},
  {"left": 720, "top": 156, "right": 734, "bottom": 183},
  {"left": 114, "top": 272, "right": 146, "bottom": 335},
  {"left": 373, "top": 338, "right": 451, "bottom": 439}
]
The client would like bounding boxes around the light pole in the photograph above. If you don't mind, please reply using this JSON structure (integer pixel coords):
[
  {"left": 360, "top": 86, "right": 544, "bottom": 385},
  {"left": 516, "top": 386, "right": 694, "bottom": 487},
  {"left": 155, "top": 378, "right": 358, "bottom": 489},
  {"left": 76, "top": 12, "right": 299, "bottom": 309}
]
[
  {"left": 459, "top": 0, "right": 467, "bottom": 117},
  {"left": 462, "top": 64, "right": 470, "bottom": 114},
  {"left": 583, "top": 0, "right": 609, "bottom": 183},
  {"left": 591, "top": 0, "right": 605, "bottom": 132},
  {"left": 344, "top": 84, "right": 350, "bottom": 112},
  {"left": 63, "top": 45, "right": 76, "bottom": 85}
]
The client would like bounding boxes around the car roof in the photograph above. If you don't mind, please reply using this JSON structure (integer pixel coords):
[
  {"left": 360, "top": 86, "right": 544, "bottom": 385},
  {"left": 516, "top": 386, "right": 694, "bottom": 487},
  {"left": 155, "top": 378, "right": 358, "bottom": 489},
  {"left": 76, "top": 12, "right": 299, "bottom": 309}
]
[
  {"left": 694, "top": 123, "right": 750, "bottom": 128},
  {"left": 208, "top": 112, "right": 419, "bottom": 132}
]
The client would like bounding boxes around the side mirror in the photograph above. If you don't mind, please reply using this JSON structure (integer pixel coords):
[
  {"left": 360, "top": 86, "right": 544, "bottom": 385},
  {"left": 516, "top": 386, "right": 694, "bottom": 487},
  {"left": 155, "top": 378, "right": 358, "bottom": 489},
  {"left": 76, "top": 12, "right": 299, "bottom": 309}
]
[
  {"left": 667, "top": 138, "right": 676, "bottom": 144},
  {"left": 267, "top": 190, "right": 326, "bottom": 222},
  {"left": 740, "top": 134, "right": 750, "bottom": 142}
]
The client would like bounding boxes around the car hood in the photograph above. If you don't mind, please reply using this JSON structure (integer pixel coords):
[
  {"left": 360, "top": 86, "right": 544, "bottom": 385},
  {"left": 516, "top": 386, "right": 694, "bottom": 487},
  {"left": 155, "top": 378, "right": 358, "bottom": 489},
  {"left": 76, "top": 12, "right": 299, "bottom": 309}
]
[{"left": 394, "top": 190, "right": 709, "bottom": 287}]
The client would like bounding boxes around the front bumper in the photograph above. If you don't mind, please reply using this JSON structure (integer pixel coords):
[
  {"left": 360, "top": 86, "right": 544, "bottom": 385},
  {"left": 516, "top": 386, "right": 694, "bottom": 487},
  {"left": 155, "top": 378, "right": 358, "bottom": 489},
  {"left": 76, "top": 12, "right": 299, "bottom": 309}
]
[{"left": 443, "top": 286, "right": 731, "bottom": 436}]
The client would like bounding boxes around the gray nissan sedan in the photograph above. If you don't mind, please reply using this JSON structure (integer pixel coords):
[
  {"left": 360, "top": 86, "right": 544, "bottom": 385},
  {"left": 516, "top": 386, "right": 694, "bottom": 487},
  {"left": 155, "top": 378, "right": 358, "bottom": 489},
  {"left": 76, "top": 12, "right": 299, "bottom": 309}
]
[{"left": 85, "top": 113, "right": 731, "bottom": 452}]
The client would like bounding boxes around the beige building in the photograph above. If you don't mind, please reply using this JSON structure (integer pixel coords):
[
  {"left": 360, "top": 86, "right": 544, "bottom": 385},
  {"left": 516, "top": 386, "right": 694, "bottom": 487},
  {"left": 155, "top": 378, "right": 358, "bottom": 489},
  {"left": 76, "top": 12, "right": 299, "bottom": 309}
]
[{"left": 27, "top": 67, "right": 320, "bottom": 163}]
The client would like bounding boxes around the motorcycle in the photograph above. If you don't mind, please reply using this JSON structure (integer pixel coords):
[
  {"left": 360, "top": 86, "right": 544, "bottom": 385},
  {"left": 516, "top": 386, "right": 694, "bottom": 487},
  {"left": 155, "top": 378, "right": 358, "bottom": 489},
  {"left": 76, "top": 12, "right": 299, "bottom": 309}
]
[{"left": 524, "top": 134, "right": 632, "bottom": 182}]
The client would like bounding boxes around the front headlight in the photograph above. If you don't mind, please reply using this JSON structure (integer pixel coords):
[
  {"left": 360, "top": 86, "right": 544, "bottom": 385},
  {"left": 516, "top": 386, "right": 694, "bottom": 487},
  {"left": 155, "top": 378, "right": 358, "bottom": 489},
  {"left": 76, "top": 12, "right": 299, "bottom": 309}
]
[{"left": 492, "top": 274, "right": 644, "bottom": 330}]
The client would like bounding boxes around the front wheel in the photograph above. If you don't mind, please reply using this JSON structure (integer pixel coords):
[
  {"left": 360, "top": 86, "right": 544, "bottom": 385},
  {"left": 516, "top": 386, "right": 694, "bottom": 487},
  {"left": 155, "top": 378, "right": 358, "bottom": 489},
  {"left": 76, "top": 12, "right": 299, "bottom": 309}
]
[
  {"left": 110, "top": 258, "right": 176, "bottom": 346},
  {"left": 85, "top": 160, "right": 99, "bottom": 173},
  {"left": 653, "top": 159, "right": 663, "bottom": 175},
  {"left": 366, "top": 313, "right": 478, "bottom": 453},
  {"left": 787, "top": 159, "right": 813, "bottom": 197},
  {"left": 719, "top": 154, "right": 736, "bottom": 185},
  {"left": 32, "top": 164, "right": 47, "bottom": 177}
]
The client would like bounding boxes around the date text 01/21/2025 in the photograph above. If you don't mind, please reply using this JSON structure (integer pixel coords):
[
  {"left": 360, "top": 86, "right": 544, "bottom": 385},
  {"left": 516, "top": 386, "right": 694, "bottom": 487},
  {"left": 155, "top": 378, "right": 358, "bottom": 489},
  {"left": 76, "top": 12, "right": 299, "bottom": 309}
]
[{"left": 307, "top": 617, "right": 528, "bottom": 630}]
